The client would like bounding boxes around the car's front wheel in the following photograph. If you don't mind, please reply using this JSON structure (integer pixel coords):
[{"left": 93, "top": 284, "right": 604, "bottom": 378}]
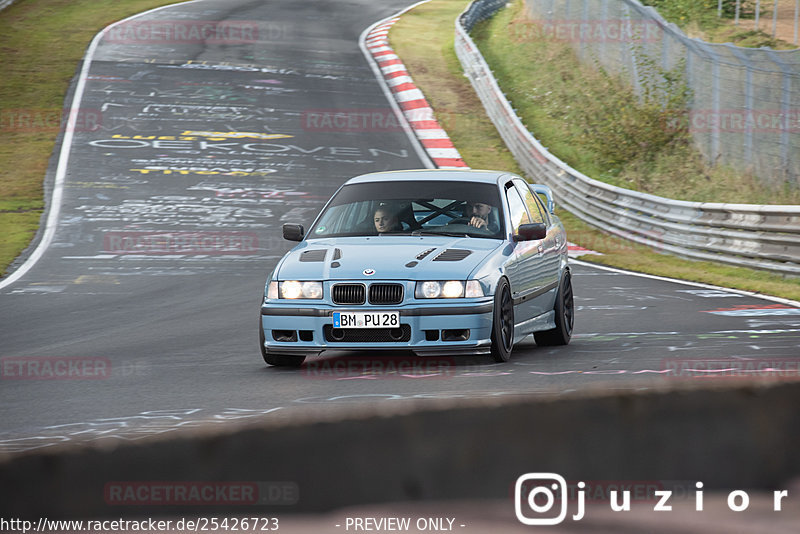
[
  {"left": 534, "top": 269, "right": 574, "bottom": 346},
  {"left": 259, "top": 321, "right": 306, "bottom": 367},
  {"left": 490, "top": 277, "right": 514, "bottom": 362}
]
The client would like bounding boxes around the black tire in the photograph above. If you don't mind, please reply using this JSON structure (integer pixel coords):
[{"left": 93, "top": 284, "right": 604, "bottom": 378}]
[
  {"left": 534, "top": 269, "right": 574, "bottom": 347},
  {"left": 490, "top": 277, "right": 514, "bottom": 362},
  {"left": 259, "top": 321, "right": 305, "bottom": 367}
]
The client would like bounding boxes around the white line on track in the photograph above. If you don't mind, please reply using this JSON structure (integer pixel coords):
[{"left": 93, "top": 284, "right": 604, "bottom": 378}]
[
  {"left": 0, "top": 0, "right": 201, "bottom": 291},
  {"left": 572, "top": 259, "right": 800, "bottom": 307}
]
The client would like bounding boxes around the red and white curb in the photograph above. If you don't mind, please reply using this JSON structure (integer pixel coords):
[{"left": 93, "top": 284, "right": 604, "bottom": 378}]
[
  {"left": 363, "top": 17, "right": 468, "bottom": 169},
  {"left": 568, "top": 243, "right": 602, "bottom": 258},
  {"left": 363, "top": 8, "right": 599, "bottom": 258}
]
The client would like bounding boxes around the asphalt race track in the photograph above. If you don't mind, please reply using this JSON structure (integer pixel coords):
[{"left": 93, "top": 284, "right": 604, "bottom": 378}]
[{"left": 1, "top": 0, "right": 800, "bottom": 456}]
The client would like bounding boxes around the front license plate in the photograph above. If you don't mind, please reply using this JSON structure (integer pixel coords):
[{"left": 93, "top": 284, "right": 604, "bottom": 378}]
[{"left": 332, "top": 311, "right": 400, "bottom": 329}]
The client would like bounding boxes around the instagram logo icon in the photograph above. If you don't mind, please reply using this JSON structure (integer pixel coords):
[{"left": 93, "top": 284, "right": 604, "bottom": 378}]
[{"left": 515, "top": 473, "right": 583, "bottom": 525}]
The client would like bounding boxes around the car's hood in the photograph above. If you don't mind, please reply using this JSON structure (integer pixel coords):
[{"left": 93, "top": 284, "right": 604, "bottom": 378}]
[{"left": 275, "top": 236, "right": 502, "bottom": 281}]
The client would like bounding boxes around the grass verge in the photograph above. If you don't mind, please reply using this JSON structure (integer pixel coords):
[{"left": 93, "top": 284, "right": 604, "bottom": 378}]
[
  {"left": 390, "top": 0, "right": 800, "bottom": 301},
  {"left": 0, "top": 0, "right": 184, "bottom": 277},
  {"left": 469, "top": 0, "right": 800, "bottom": 205},
  {"left": 641, "top": 0, "right": 797, "bottom": 49}
]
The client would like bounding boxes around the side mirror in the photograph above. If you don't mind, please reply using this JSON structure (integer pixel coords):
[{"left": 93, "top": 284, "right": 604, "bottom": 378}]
[
  {"left": 514, "top": 223, "right": 547, "bottom": 242},
  {"left": 282, "top": 223, "right": 304, "bottom": 242}
]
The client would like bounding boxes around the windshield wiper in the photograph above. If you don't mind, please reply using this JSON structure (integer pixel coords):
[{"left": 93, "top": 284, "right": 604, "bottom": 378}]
[{"left": 411, "top": 230, "right": 470, "bottom": 238}]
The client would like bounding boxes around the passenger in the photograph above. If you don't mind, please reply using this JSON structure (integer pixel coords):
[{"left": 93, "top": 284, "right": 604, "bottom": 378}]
[{"left": 373, "top": 207, "right": 402, "bottom": 234}]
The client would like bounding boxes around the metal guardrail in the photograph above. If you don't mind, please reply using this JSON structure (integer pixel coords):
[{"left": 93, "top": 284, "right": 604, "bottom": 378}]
[{"left": 454, "top": 0, "right": 800, "bottom": 275}]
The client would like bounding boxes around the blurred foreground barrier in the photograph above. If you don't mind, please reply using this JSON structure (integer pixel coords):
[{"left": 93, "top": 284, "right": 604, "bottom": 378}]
[
  {"left": 1, "top": 382, "right": 798, "bottom": 518},
  {"left": 455, "top": 0, "right": 800, "bottom": 276}
]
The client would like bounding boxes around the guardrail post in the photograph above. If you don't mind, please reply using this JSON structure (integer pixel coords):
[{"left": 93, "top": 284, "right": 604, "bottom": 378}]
[
  {"left": 710, "top": 47, "right": 722, "bottom": 166},
  {"left": 765, "top": 50, "right": 795, "bottom": 184},
  {"left": 580, "top": 0, "right": 589, "bottom": 59},
  {"left": 756, "top": 0, "right": 761, "bottom": 30},
  {"left": 601, "top": 0, "right": 610, "bottom": 60},
  {"left": 727, "top": 45, "right": 757, "bottom": 168},
  {"left": 773, "top": 0, "right": 779, "bottom": 38},
  {"left": 795, "top": 0, "right": 799, "bottom": 44}
]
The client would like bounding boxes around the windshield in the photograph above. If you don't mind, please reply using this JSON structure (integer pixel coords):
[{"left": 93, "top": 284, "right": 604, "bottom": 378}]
[{"left": 308, "top": 180, "right": 505, "bottom": 239}]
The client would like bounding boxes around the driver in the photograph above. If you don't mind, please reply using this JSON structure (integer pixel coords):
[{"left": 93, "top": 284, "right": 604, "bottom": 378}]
[
  {"left": 467, "top": 201, "right": 497, "bottom": 232},
  {"left": 373, "top": 206, "right": 402, "bottom": 234}
]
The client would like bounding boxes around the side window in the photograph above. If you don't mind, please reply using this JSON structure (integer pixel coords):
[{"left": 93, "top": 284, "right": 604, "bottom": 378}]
[
  {"left": 533, "top": 193, "right": 551, "bottom": 225},
  {"left": 505, "top": 186, "right": 530, "bottom": 233},
  {"left": 514, "top": 180, "right": 547, "bottom": 225}
]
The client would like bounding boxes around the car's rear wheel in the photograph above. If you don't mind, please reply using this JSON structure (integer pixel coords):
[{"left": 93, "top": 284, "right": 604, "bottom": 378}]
[
  {"left": 259, "top": 321, "right": 306, "bottom": 367},
  {"left": 490, "top": 278, "right": 514, "bottom": 362},
  {"left": 534, "top": 270, "right": 574, "bottom": 346}
]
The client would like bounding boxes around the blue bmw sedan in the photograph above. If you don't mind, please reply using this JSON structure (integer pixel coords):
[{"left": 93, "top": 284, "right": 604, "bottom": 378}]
[{"left": 260, "top": 169, "right": 573, "bottom": 366}]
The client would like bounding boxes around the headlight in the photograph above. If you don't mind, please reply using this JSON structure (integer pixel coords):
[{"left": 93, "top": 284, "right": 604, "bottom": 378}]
[
  {"left": 278, "top": 281, "right": 323, "bottom": 299},
  {"left": 416, "top": 280, "right": 479, "bottom": 299},
  {"left": 441, "top": 280, "right": 465, "bottom": 298},
  {"left": 419, "top": 281, "right": 445, "bottom": 299},
  {"left": 267, "top": 281, "right": 279, "bottom": 300},
  {"left": 465, "top": 280, "right": 484, "bottom": 297}
]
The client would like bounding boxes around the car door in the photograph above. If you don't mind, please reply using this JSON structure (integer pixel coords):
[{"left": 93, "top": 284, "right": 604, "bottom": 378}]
[
  {"left": 513, "top": 179, "right": 560, "bottom": 316},
  {"left": 503, "top": 181, "right": 543, "bottom": 325}
]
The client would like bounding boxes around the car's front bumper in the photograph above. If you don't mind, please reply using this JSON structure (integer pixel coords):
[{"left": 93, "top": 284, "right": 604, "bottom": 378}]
[{"left": 260, "top": 300, "right": 494, "bottom": 356}]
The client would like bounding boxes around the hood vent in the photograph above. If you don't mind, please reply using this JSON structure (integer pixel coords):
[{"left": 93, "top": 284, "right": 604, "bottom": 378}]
[
  {"left": 433, "top": 249, "right": 472, "bottom": 262},
  {"left": 416, "top": 248, "right": 437, "bottom": 260},
  {"left": 299, "top": 249, "right": 327, "bottom": 262}
]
